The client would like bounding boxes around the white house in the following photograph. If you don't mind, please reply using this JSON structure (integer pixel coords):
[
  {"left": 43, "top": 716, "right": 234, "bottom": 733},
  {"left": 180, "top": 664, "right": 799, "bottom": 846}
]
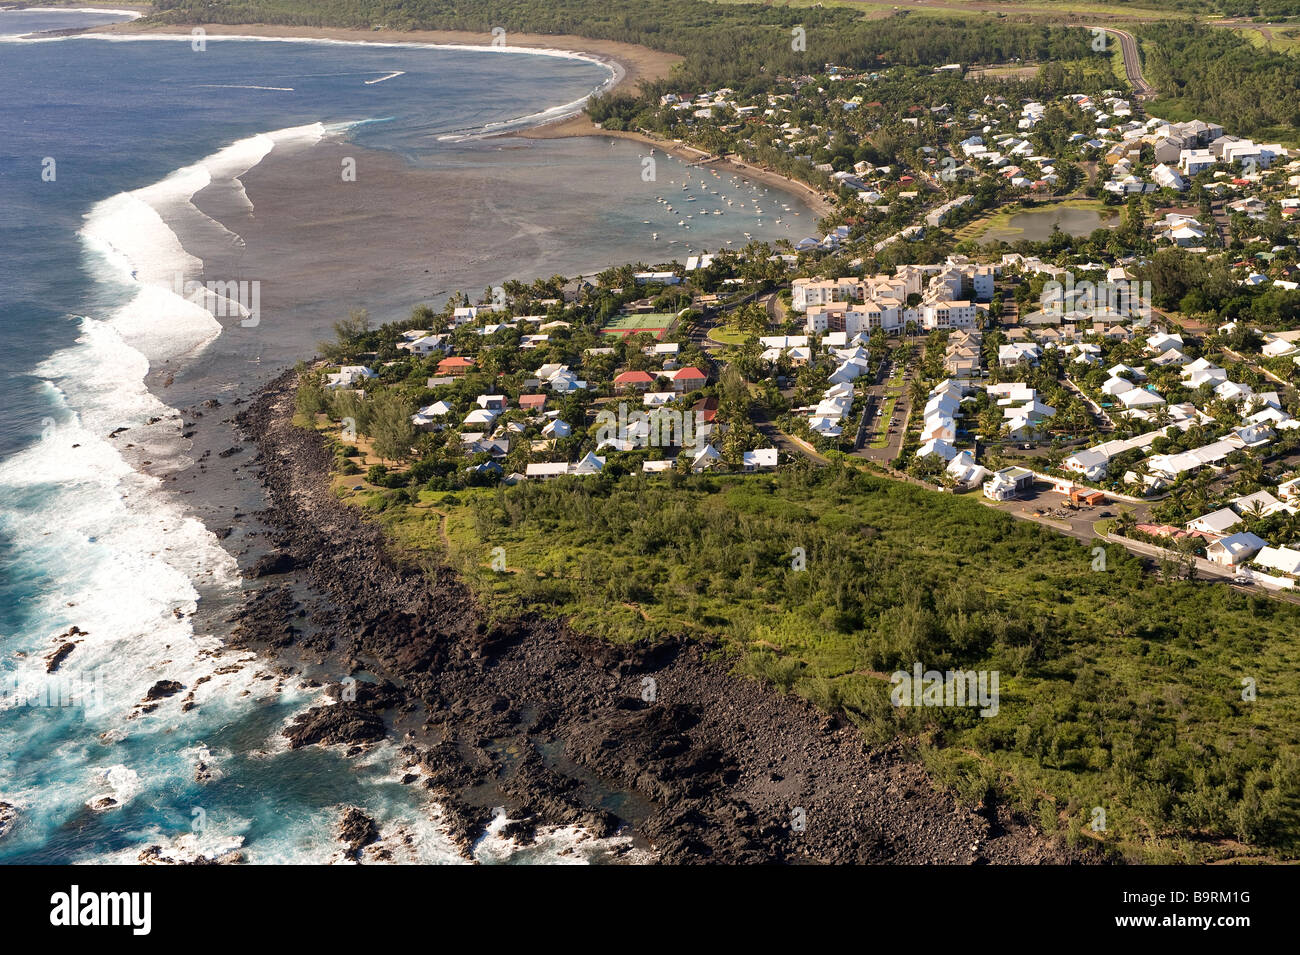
[
  {"left": 1186, "top": 508, "right": 1241, "bottom": 538},
  {"left": 327, "top": 366, "right": 376, "bottom": 390},
  {"left": 1254, "top": 545, "right": 1300, "bottom": 576},
  {"left": 541, "top": 419, "right": 572, "bottom": 439},
  {"left": 691, "top": 443, "right": 723, "bottom": 471},
  {"left": 1117, "top": 388, "right": 1166, "bottom": 411},
  {"left": 742, "top": 448, "right": 779, "bottom": 470},
  {"left": 1206, "top": 531, "right": 1267, "bottom": 567}
]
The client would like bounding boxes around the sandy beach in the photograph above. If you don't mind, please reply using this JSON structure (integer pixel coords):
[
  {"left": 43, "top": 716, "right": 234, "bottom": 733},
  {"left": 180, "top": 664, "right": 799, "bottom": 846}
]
[
  {"left": 90, "top": 18, "right": 835, "bottom": 220},
  {"left": 91, "top": 19, "right": 682, "bottom": 90},
  {"left": 520, "top": 117, "right": 838, "bottom": 220}
]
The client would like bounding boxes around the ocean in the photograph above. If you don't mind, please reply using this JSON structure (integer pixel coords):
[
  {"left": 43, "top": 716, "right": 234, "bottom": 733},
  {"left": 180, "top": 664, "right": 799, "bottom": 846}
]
[{"left": 0, "top": 7, "right": 812, "bottom": 863}]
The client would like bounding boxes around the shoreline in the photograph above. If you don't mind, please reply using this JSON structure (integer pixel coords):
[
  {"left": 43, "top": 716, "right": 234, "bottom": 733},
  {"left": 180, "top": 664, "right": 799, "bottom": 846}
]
[
  {"left": 231, "top": 368, "right": 1097, "bottom": 864},
  {"left": 88, "top": 19, "right": 682, "bottom": 92},
  {"left": 89, "top": 18, "right": 835, "bottom": 221},
  {"left": 518, "top": 116, "right": 838, "bottom": 221}
]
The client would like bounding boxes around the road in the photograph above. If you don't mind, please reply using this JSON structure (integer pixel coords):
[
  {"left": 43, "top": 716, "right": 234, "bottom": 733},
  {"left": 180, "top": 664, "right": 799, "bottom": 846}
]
[
  {"left": 1096, "top": 26, "right": 1154, "bottom": 98},
  {"left": 752, "top": 405, "right": 829, "bottom": 465}
]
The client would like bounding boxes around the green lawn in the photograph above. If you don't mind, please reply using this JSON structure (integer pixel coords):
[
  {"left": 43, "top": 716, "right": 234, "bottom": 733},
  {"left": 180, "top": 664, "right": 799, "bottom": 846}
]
[{"left": 709, "top": 326, "right": 752, "bottom": 345}]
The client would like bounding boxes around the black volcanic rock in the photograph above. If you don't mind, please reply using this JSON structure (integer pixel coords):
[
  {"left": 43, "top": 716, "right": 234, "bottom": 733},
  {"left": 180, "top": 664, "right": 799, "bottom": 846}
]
[
  {"left": 338, "top": 807, "right": 380, "bottom": 860},
  {"left": 144, "top": 680, "right": 184, "bottom": 701},
  {"left": 283, "top": 703, "right": 385, "bottom": 749},
  {"left": 247, "top": 551, "right": 295, "bottom": 577}
]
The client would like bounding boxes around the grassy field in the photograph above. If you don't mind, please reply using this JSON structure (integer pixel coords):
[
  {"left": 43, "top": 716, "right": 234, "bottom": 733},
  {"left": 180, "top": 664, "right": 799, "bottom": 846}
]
[
  {"left": 708, "top": 326, "right": 752, "bottom": 346},
  {"left": 1236, "top": 24, "right": 1300, "bottom": 55},
  {"left": 329, "top": 442, "right": 1300, "bottom": 862}
]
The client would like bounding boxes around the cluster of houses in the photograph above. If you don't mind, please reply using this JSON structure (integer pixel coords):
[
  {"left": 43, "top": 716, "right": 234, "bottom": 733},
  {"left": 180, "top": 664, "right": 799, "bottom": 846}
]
[
  {"left": 957, "top": 112, "right": 1065, "bottom": 192},
  {"left": 1133, "top": 482, "right": 1300, "bottom": 589},
  {"left": 802, "top": 376, "right": 858, "bottom": 440},
  {"left": 917, "top": 378, "right": 966, "bottom": 464},
  {"left": 1051, "top": 328, "right": 1299, "bottom": 489},
  {"left": 1097, "top": 113, "right": 1288, "bottom": 198},
  {"left": 794, "top": 260, "right": 995, "bottom": 337},
  {"left": 913, "top": 374, "right": 1058, "bottom": 465}
]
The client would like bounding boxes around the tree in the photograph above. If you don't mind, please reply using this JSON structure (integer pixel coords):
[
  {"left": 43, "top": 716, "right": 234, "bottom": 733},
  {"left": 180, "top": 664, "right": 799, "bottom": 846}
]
[
  {"left": 296, "top": 382, "right": 326, "bottom": 417},
  {"left": 320, "top": 308, "right": 371, "bottom": 361},
  {"left": 370, "top": 393, "right": 416, "bottom": 464}
]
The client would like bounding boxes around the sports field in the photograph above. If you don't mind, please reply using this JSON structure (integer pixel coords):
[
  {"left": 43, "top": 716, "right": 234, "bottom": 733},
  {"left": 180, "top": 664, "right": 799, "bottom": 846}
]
[{"left": 600, "top": 311, "right": 678, "bottom": 339}]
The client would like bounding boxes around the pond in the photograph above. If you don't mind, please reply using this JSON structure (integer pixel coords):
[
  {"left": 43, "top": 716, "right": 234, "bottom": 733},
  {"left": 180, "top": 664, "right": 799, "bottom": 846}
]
[{"left": 980, "top": 204, "right": 1118, "bottom": 243}]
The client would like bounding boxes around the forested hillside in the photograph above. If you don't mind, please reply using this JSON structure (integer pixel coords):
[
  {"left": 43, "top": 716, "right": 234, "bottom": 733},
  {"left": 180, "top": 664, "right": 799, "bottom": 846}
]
[
  {"left": 148, "top": 1, "right": 1093, "bottom": 87},
  {"left": 1141, "top": 22, "right": 1300, "bottom": 140}
]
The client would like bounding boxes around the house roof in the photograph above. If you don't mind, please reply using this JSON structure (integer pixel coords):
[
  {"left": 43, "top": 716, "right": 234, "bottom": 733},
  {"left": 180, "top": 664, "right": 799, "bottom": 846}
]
[
  {"left": 1255, "top": 545, "right": 1300, "bottom": 575},
  {"left": 1188, "top": 508, "right": 1241, "bottom": 536},
  {"left": 1209, "top": 532, "right": 1267, "bottom": 560},
  {"left": 614, "top": 370, "right": 655, "bottom": 384}
]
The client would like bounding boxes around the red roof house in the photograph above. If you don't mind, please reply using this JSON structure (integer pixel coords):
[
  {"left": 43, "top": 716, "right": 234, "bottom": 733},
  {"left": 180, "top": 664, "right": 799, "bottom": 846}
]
[
  {"left": 670, "top": 366, "right": 707, "bottom": 393},
  {"left": 437, "top": 356, "right": 475, "bottom": 376},
  {"left": 613, "top": 369, "right": 655, "bottom": 392}
]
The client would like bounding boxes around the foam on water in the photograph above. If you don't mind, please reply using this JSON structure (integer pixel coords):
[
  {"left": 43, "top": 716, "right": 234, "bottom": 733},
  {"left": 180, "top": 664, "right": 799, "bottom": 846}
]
[
  {"left": 0, "top": 125, "right": 331, "bottom": 860},
  {"left": 0, "top": 36, "right": 656, "bottom": 863}
]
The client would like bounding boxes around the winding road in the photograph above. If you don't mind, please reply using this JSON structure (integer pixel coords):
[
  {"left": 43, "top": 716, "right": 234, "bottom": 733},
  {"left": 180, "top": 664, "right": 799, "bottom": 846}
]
[{"left": 1095, "top": 26, "right": 1154, "bottom": 99}]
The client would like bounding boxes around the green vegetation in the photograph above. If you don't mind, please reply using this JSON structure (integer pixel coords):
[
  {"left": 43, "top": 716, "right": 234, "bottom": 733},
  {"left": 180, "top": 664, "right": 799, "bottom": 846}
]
[
  {"left": 351, "top": 460, "right": 1300, "bottom": 861},
  {"left": 156, "top": 0, "right": 1300, "bottom": 863},
  {"left": 1140, "top": 21, "right": 1300, "bottom": 141}
]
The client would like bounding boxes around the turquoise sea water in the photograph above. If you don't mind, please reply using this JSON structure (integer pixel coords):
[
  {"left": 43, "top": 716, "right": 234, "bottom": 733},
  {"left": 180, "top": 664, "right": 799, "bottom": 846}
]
[{"left": 0, "top": 8, "right": 806, "bottom": 863}]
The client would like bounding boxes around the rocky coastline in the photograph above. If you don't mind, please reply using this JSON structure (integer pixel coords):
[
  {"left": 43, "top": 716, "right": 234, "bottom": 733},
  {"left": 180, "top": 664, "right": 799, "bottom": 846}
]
[{"left": 231, "top": 368, "right": 1098, "bottom": 864}]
